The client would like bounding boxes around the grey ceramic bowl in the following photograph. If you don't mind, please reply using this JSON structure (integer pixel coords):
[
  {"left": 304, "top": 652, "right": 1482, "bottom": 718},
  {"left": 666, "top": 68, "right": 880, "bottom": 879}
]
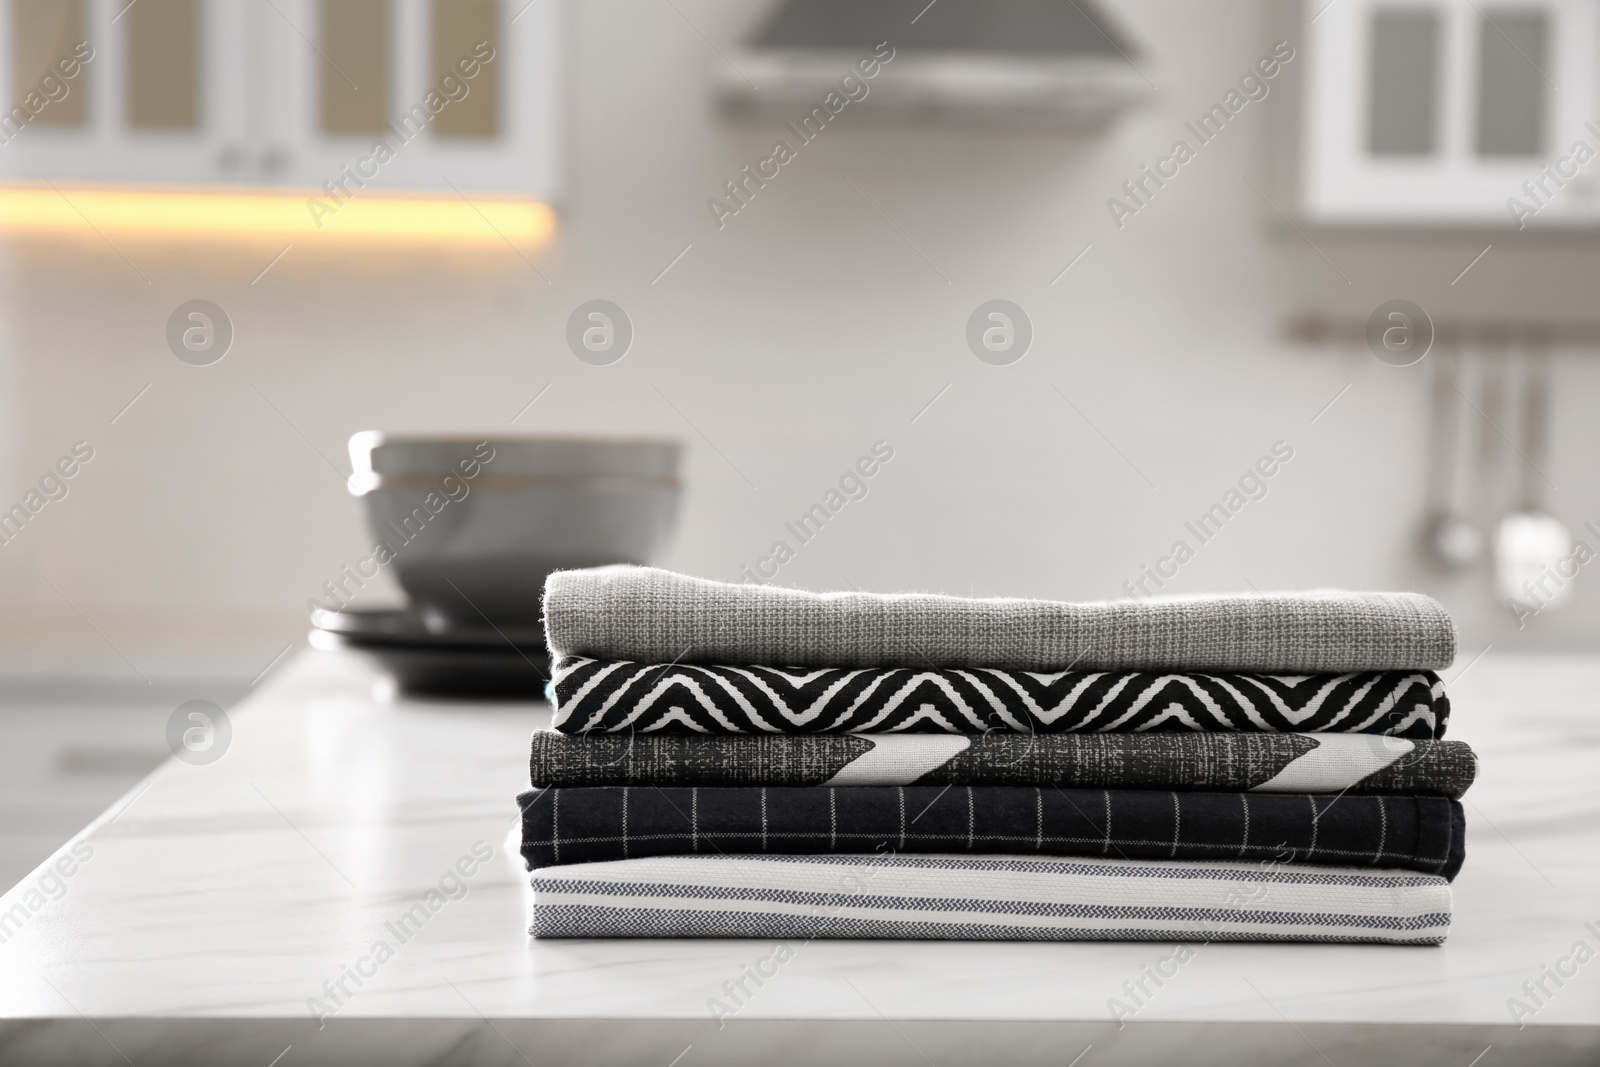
[{"left": 347, "top": 433, "right": 682, "bottom": 630}]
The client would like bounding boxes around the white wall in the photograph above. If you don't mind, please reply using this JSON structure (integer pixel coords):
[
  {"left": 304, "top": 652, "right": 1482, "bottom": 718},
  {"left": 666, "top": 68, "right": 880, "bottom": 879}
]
[{"left": 4, "top": 0, "right": 1599, "bottom": 673}]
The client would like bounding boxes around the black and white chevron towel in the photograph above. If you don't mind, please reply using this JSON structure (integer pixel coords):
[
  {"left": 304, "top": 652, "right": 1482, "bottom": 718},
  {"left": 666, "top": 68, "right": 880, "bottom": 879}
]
[
  {"left": 529, "top": 854, "right": 1452, "bottom": 944},
  {"left": 516, "top": 786, "right": 1465, "bottom": 879},
  {"left": 528, "top": 731, "right": 1477, "bottom": 797},
  {"left": 550, "top": 658, "right": 1449, "bottom": 739}
]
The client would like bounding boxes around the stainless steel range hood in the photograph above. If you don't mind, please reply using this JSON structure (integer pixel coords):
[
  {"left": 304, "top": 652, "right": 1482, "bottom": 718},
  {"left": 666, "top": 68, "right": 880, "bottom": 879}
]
[{"left": 716, "top": 0, "right": 1152, "bottom": 128}]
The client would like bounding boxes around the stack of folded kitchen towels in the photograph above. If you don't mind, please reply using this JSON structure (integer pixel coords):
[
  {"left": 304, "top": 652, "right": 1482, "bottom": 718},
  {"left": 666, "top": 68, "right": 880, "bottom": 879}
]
[{"left": 518, "top": 567, "right": 1474, "bottom": 944}]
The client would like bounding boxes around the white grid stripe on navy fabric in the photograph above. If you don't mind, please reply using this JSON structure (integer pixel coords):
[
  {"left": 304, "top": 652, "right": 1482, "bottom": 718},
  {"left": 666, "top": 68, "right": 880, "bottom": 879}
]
[
  {"left": 966, "top": 786, "right": 974, "bottom": 851},
  {"left": 897, "top": 787, "right": 905, "bottom": 849},
  {"left": 1374, "top": 797, "right": 1387, "bottom": 867},
  {"left": 1035, "top": 788, "right": 1043, "bottom": 853},
  {"left": 1306, "top": 794, "right": 1318, "bottom": 861}
]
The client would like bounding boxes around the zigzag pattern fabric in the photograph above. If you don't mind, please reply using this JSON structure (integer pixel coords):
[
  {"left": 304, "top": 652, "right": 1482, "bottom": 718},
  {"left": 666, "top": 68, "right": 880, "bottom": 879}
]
[{"left": 550, "top": 657, "right": 1449, "bottom": 739}]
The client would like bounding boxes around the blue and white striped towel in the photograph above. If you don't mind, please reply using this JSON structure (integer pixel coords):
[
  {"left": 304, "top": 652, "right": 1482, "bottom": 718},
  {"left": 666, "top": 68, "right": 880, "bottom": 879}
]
[{"left": 529, "top": 853, "right": 1451, "bottom": 944}]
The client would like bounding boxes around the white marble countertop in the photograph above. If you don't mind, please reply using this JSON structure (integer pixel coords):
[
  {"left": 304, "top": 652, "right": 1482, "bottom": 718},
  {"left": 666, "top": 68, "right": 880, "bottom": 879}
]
[{"left": 1, "top": 649, "right": 1597, "bottom": 1065}]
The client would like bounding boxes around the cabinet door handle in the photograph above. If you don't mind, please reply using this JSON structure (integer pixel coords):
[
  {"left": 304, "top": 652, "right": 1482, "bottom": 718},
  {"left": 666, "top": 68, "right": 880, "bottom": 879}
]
[{"left": 260, "top": 147, "right": 290, "bottom": 177}]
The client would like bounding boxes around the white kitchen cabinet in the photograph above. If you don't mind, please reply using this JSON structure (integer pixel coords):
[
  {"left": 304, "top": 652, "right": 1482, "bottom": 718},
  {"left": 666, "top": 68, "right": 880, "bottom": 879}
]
[
  {"left": 1, "top": 0, "right": 251, "bottom": 185},
  {"left": 1301, "top": 0, "right": 1599, "bottom": 227},
  {"left": 0, "top": 0, "right": 560, "bottom": 199},
  {"left": 267, "top": 0, "right": 561, "bottom": 197}
]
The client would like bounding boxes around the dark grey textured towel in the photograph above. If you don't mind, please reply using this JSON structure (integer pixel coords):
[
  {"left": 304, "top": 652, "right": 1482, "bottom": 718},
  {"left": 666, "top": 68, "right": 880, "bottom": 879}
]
[
  {"left": 542, "top": 566, "right": 1456, "bottom": 673},
  {"left": 528, "top": 731, "right": 1477, "bottom": 798}
]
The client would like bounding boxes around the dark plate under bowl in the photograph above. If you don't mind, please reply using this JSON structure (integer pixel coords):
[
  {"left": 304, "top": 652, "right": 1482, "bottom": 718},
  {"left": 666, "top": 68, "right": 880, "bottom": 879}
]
[
  {"left": 309, "top": 606, "right": 546, "bottom": 651},
  {"left": 308, "top": 628, "right": 550, "bottom": 699},
  {"left": 309, "top": 606, "right": 549, "bottom": 699}
]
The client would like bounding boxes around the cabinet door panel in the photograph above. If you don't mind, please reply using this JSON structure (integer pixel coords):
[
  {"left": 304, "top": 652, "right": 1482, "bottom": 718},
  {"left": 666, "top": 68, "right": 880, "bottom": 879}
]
[
  {"left": 428, "top": 0, "right": 498, "bottom": 139},
  {"left": 0, "top": 0, "right": 250, "bottom": 185},
  {"left": 320, "top": 0, "right": 391, "bottom": 136},
  {"left": 10, "top": 0, "right": 89, "bottom": 127},
  {"left": 272, "top": 0, "right": 560, "bottom": 200},
  {"left": 125, "top": 0, "right": 201, "bottom": 130}
]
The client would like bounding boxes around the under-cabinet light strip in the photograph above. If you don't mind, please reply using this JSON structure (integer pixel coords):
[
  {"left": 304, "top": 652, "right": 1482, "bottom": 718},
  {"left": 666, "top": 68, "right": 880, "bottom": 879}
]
[{"left": 0, "top": 185, "right": 556, "bottom": 242}]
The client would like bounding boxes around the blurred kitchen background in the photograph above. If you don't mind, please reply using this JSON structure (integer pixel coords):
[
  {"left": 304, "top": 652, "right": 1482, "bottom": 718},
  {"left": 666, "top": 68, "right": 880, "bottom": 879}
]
[{"left": 3, "top": 0, "right": 1598, "bottom": 887}]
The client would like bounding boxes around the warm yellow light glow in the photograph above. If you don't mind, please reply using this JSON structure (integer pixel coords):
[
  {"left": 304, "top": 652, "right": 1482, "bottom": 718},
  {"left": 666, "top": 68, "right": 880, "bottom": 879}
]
[{"left": 0, "top": 184, "right": 556, "bottom": 243}]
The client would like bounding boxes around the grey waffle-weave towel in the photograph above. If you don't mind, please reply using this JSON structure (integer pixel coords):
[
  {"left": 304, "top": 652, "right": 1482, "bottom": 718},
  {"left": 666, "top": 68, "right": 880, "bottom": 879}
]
[{"left": 542, "top": 566, "right": 1456, "bottom": 673}]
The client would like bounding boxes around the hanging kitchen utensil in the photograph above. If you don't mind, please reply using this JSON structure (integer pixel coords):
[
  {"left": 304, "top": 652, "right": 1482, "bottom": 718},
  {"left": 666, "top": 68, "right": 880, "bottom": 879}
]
[
  {"left": 1493, "top": 338, "right": 1572, "bottom": 612},
  {"left": 1422, "top": 339, "right": 1483, "bottom": 567},
  {"left": 1473, "top": 342, "right": 1509, "bottom": 512}
]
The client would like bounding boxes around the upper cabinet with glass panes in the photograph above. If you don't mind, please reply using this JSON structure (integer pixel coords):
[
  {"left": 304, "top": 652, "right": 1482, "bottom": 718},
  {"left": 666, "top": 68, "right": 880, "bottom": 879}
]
[
  {"left": 0, "top": 0, "right": 560, "bottom": 198},
  {"left": 1302, "top": 0, "right": 1597, "bottom": 226}
]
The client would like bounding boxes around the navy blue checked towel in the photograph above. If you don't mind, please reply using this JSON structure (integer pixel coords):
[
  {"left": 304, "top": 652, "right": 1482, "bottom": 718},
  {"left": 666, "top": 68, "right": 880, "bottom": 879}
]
[{"left": 517, "top": 785, "right": 1465, "bottom": 880}]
